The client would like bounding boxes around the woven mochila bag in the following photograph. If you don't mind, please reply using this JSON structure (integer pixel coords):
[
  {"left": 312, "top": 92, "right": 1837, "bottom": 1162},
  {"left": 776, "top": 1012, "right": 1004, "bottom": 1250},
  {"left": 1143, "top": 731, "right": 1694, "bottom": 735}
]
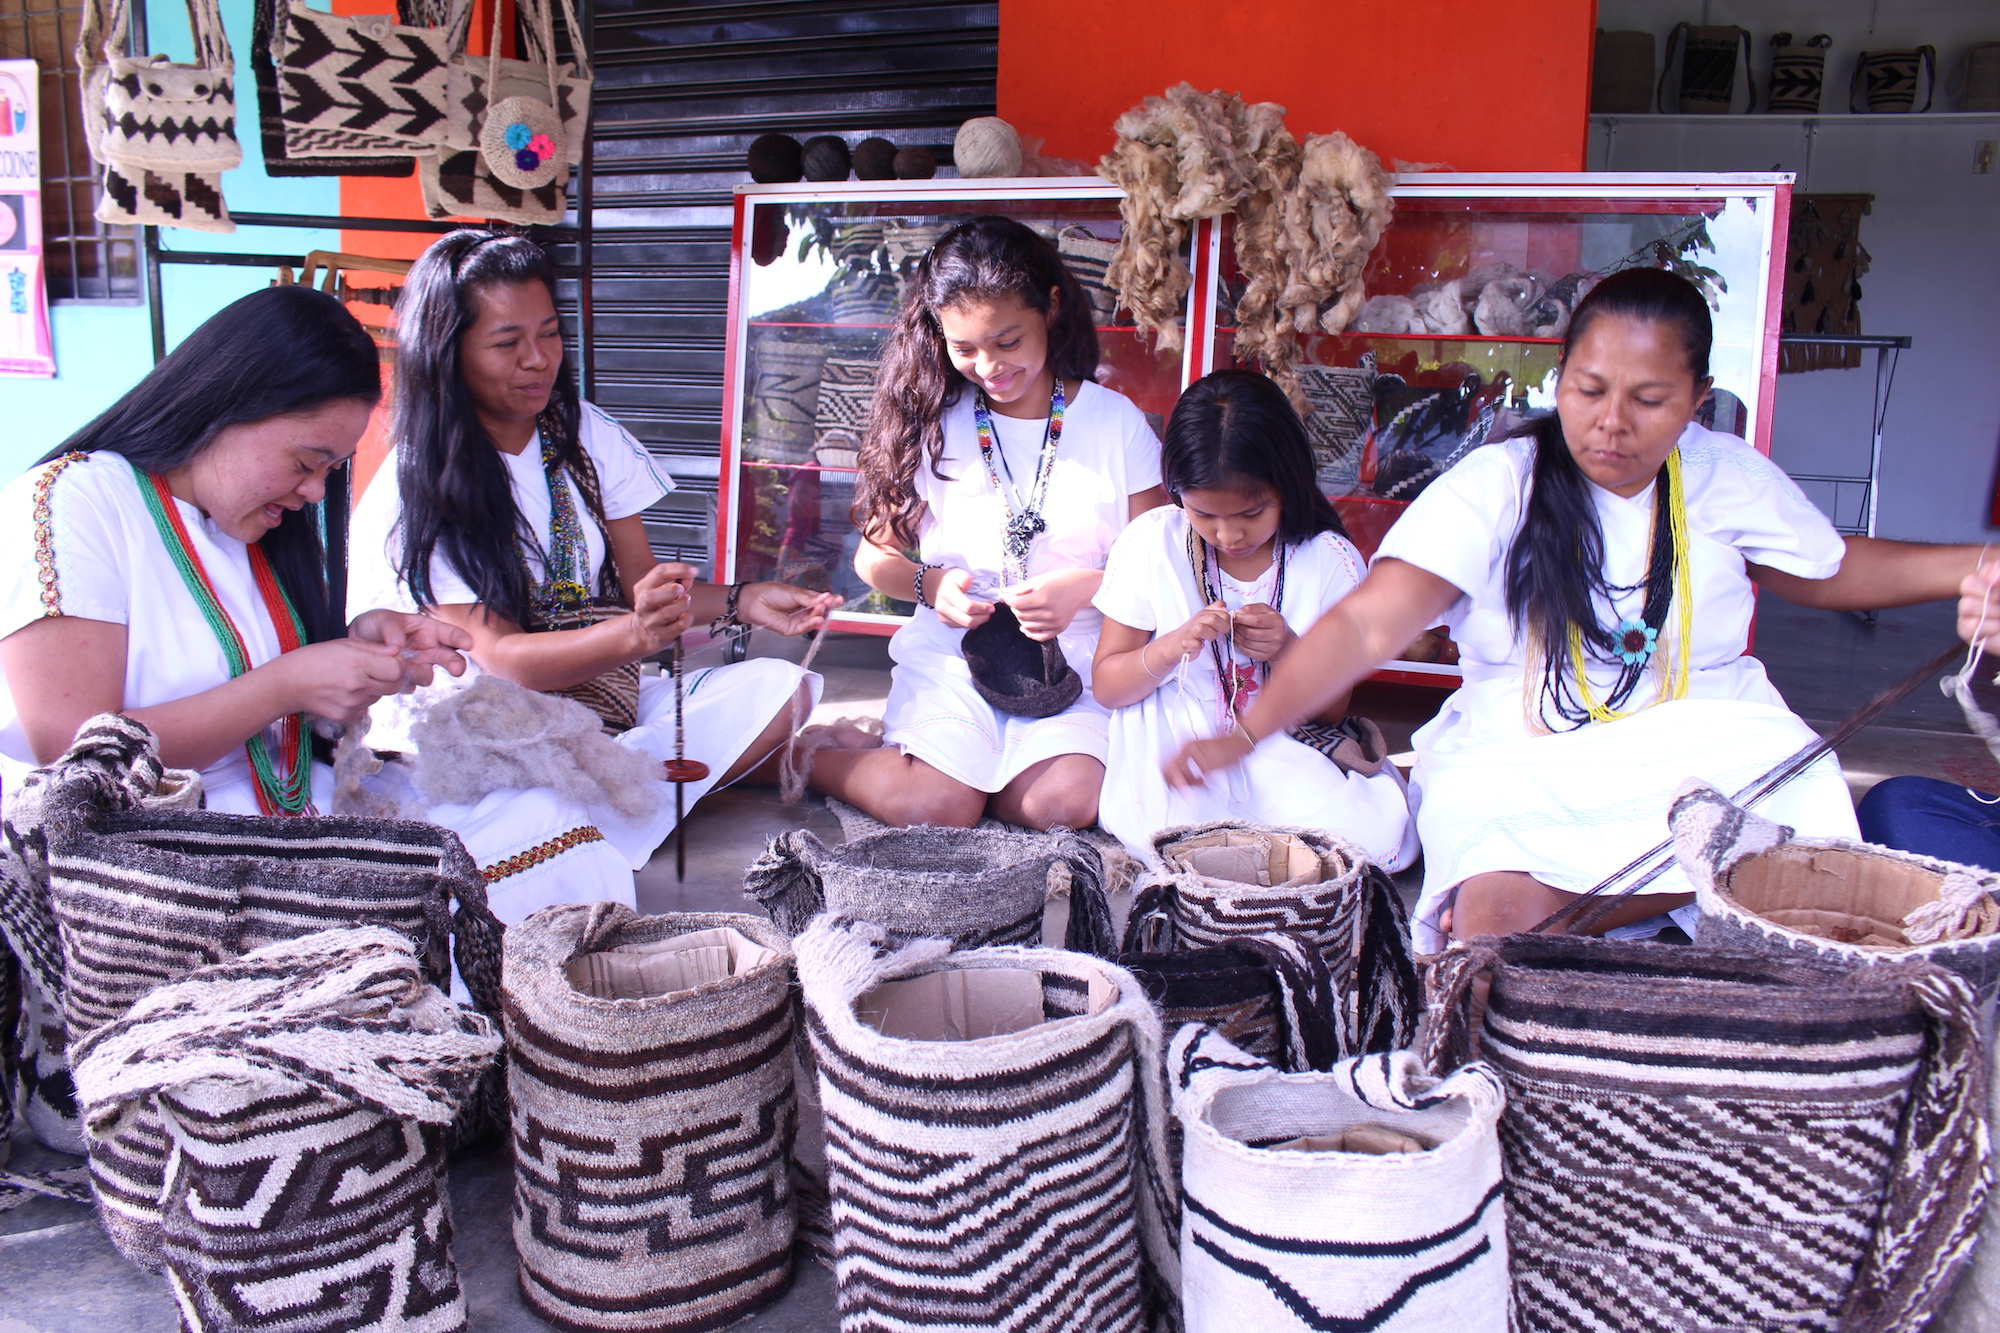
[
  {"left": 1136, "top": 820, "right": 1420, "bottom": 1060},
  {"left": 71, "top": 926, "right": 500, "bottom": 1333},
  {"left": 1170, "top": 1027, "right": 1510, "bottom": 1333},
  {"left": 1670, "top": 781, "right": 2000, "bottom": 1332},
  {"left": 1426, "top": 934, "right": 1990, "bottom": 1333},
  {"left": 743, "top": 823, "right": 1117, "bottom": 956},
  {"left": 795, "top": 917, "right": 1179, "bottom": 1332},
  {"left": 1121, "top": 934, "right": 1340, "bottom": 1073},
  {"left": 503, "top": 903, "right": 797, "bottom": 1331}
]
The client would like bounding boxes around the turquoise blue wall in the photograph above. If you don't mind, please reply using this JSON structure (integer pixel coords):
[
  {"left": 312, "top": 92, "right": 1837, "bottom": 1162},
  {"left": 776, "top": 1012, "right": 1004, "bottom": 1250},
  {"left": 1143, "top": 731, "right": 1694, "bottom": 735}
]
[{"left": 6, "top": 0, "right": 345, "bottom": 482}]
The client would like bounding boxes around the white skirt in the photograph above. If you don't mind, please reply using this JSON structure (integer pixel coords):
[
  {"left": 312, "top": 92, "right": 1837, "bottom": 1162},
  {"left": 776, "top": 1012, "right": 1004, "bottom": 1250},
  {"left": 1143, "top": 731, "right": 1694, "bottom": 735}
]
[{"left": 1406, "top": 697, "right": 1858, "bottom": 953}]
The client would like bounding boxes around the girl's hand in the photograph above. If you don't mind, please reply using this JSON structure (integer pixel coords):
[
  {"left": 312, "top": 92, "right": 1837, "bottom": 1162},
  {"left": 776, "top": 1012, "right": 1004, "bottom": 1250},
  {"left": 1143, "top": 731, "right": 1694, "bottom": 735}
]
[
  {"left": 933, "top": 568, "right": 996, "bottom": 631},
  {"left": 1164, "top": 602, "right": 1231, "bottom": 663},
  {"left": 1961, "top": 561, "right": 2000, "bottom": 653},
  {"left": 1232, "top": 602, "right": 1293, "bottom": 663},
  {"left": 1163, "top": 731, "right": 1255, "bottom": 789},
  {"left": 346, "top": 609, "right": 472, "bottom": 688},
  {"left": 627, "top": 566, "right": 695, "bottom": 655},
  {"left": 740, "top": 583, "right": 843, "bottom": 636},
  {"left": 275, "top": 639, "right": 414, "bottom": 723},
  {"left": 1000, "top": 568, "right": 1103, "bottom": 642}
]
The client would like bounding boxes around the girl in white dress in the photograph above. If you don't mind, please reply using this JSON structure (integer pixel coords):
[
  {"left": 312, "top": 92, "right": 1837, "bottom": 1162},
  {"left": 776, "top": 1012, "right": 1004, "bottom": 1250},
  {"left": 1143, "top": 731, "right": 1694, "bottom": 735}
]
[
  {"left": 808, "top": 216, "right": 1168, "bottom": 829},
  {"left": 1092, "top": 370, "right": 1415, "bottom": 866},
  {"left": 346, "top": 231, "right": 844, "bottom": 921},
  {"left": 1164, "top": 268, "right": 1994, "bottom": 952}
]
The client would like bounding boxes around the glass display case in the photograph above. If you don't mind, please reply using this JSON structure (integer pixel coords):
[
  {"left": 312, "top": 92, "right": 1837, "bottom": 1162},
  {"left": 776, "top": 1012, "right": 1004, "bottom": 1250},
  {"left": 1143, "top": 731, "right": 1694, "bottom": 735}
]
[{"left": 719, "top": 173, "right": 1792, "bottom": 682}]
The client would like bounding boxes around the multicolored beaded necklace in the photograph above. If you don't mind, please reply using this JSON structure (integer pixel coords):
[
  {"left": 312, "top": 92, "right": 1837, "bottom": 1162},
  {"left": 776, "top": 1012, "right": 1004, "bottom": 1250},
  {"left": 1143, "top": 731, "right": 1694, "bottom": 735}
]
[
  {"left": 528, "top": 418, "right": 594, "bottom": 616},
  {"left": 133, "top": 463, "right": 314, "bottom": 816},
  {"left": 1185, "top": 526, "right": 1288, "bottom": 728},
  {"left": 972, "top": 379, "right": 1065, "bottom": 587}
]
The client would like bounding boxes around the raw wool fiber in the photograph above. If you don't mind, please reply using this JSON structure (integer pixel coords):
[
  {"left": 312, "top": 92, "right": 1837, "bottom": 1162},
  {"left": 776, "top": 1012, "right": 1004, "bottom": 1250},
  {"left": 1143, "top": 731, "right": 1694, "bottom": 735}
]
[
  {"left": 794, "top": 917, "right": 1178, "bottom": 1332},
  {"left": 71, "top": 926, "right": 500, "bottom": 1333},
  {"left": 1170, "top": 1027, "right": 1509, "bottom": 1333},
  {"left": 1426, "top": 934, "right": 1990, "bottom": 1333},
  {"left": 1668, "top": 781, "right": 2000, "bottom": 1332},
  {"left": 409, "top": 673, "right": 661, "bottom": 823},
  {"left": 503, "top": 904, "right": 798, "bottom": 1331},
  {"left": 743, "top": 823, "right": 1117, "bottom": 957},
  {"left": 1133, "top": 821, "right": 1419, "bottom": 1061},
  {"left": 1260, "top": 130, "right": 1393, "bottom": 400}
]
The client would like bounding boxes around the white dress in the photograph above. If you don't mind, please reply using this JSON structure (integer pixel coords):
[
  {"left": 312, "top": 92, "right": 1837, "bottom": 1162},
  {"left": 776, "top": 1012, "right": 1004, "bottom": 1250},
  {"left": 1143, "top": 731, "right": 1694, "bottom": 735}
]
[
  {"left": 346, "top": 402, "right": 819, "bottom": 922},
  {"left": 1092, "top": 504, "right": 1417, "bottom": 867},
  {"left": 1374, "top": 423, "right": 1859, "bottom": 952},
  {"left": 882, "top": 379, "right": 1162, "bottom": 791}
]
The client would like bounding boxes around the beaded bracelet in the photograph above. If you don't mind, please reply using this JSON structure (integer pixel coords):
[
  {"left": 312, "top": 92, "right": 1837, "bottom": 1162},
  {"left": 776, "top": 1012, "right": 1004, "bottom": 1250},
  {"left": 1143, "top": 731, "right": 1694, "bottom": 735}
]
[
  {"left": 708, "top": 580, "right": 747, "bottom": 637},
  {"left": 915, "top": 563, "right": 944, "bottom": 609}
]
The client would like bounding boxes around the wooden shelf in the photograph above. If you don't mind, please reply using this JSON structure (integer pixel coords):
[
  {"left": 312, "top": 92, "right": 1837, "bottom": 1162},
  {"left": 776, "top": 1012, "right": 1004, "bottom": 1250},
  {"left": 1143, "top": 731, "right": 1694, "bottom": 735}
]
[{"left": 1591, "top": 111, "right": 2000, "bottom": 125}]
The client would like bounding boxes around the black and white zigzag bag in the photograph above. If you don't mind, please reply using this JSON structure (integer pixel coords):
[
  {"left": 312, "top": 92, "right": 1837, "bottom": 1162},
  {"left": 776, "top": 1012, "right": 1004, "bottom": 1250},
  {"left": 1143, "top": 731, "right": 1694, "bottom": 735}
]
[
  {"left": 503, "top": 903, "right": 798, "bottom": 1331},
  {"left": 71, "top": 926, "right": 500, "bottom": 1333},
  {"left": 795, "top": 917, "right": 1179, "bottom": 1332},
  {"left": 1427, "top": 934, "right": 1990, "bottom": 1333},
  {"left": 274, "top": 0, "right": 458, "bottom": 159},
  {"left": 1171, "top": 1027, "right": 1510, "bottom": 1332}
]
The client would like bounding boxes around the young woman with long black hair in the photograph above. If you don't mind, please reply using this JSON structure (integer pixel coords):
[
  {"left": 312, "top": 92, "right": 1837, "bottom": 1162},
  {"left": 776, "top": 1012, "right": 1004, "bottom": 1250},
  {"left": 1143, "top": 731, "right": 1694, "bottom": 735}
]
[
  {"left": 0, "top": 285, "right": 468, "bottom": 813},
  {"left": 1166, "top": 267, "right": 1991, "bottom": 950},
  {"left": 346, "top": 230, "right": 844, "bottom": 919}
]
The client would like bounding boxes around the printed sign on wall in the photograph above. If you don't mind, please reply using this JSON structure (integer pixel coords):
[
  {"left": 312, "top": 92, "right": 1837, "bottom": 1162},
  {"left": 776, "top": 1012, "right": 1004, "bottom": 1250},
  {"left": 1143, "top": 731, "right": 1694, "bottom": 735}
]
[{"left": 0, "top": 60, "right": 55, "bottom": 378}]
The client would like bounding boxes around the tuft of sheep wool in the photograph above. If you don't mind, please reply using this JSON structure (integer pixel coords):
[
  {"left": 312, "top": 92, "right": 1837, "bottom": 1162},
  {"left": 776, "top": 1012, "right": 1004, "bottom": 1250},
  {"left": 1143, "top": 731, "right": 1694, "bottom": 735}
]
[
  {"left": 409, "top": 675, "right": 662, "bottom": 823},
  {"left": 331, "top": 715, "right": 417, "bottom": 821},
  {"left": 1353, "top": 294, "right": 1420, "bottom": 334},
  {"left": 1472, "top": 275, "right": 1539, "bottom": 337},
  {"left": 953, "top": 117, "right": 1023, "bottom": 178},
  {"left": 1280, "top": 131, "right": 1395, "bottom": 343},
  {"left": 1223, "top": 103, "right": 1303, "bottom": 398},
  {"left": 1411, "top": 280, "right": 1470, "bottom": 335}
]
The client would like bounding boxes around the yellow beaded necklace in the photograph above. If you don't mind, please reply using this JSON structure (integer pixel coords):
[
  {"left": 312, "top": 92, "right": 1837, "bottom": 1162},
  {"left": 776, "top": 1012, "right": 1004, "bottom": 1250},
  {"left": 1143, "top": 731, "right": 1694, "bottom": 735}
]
[{"left": 1563, "top": 448, "right": 1694, "bottom": 724}]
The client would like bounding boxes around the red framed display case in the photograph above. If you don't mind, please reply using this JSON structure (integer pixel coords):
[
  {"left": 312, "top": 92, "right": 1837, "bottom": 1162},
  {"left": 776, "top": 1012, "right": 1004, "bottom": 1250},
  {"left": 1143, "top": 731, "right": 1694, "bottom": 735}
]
[{"left": 718, "top": 173, "right": 1793, "bottom": 683}]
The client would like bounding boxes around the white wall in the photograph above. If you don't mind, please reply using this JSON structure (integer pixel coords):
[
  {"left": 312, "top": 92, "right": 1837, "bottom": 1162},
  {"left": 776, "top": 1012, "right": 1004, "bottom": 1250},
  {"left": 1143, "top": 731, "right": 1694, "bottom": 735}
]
[{"left": 1591, "top": 0, "right": 2000, "bottom": 542}]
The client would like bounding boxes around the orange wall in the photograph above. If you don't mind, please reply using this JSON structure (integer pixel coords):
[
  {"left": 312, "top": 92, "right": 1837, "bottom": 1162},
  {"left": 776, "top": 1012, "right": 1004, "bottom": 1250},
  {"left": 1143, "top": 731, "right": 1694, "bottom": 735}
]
[{"left": 998, "top": 0, "right": 1597, "bottom": 171}]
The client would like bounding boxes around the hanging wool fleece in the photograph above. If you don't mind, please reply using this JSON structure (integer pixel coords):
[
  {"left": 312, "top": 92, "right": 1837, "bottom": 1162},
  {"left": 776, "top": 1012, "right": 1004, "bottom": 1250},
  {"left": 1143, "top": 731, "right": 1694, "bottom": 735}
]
[
  {"left": 70, "top": 927, "right": 500, "bottom": 1333},
  {"left": 1426, "top": 934, "right": 1990, "bottom": 1333},
  {"left": 794, "top": 917, "right": 1178, "bottom": 1332},
  {"left": 1170, "top": 1027, "right": 1510, "bottom": 1333},
  {"left": 502, "top": 903, "right": 798, "bottom": 1332},
  {"left": 1669, "top": 782, "right": 2000, "bottom": 1332}
]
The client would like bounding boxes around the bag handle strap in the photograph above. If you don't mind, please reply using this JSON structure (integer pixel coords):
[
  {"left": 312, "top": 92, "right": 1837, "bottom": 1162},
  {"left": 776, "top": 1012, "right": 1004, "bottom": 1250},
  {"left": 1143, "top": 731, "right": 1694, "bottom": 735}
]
[
  {"left": 740, "top": 829, "right": 826, "bottom": 936},
  {"left": 1051, "top": 830, "right": 1116, "bottom": 958},
  {"left": 1916, "top": 45, "right": 1936, "bottom": 113},
  {"left": 1656, "top": 21, "right": 1686, "bottom": 112},
  {"left": 1734, "top": 27, "right": 1757, "bottom": 113}
]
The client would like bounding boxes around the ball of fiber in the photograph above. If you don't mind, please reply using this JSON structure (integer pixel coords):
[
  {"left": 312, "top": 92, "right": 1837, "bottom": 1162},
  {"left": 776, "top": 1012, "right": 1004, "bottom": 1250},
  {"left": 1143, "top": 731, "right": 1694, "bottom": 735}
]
[
  {"left": 953, "top": 117, "right": 1022, "bottom": 178},
  {"left": 802, "top": 135, "right": 851, "bottom": 182},
  {"left": 746, "top": 134, "right": 802, "bottom": 183},
  {"left": 892, "top": 146, "right": 937, "bottom": 179},
  {"left": 852, "top": 137, "right": 898, "bottom": 180}
]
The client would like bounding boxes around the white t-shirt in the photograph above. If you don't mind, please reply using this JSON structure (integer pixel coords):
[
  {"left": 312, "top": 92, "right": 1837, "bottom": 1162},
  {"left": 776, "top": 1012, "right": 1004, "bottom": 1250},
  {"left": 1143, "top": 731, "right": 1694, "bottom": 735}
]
[
  {"left": 0, "top": 451, "right": 299, "bottom": 812},
  {"left": 1374, "top": 422, "right": 1845, "bottom": 744},
  {"left": 347, "top": 402, "right": 672, "bottom": 617}
]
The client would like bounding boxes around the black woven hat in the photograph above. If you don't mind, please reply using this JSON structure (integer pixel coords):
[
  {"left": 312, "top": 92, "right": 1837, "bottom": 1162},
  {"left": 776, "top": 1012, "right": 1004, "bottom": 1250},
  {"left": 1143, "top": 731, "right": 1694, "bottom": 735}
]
[{"left": 960, "top": 603, "right": 1082, "bottom": 719}]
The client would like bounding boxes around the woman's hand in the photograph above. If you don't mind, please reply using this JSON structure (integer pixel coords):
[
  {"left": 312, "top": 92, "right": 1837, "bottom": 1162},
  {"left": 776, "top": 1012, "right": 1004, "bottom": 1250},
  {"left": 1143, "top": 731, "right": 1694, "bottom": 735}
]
[
  {"left": 1231, "top": 602, "right": 1294, "bottom": 663},
  {"left": 346, "top": 609, "right": 473, "bottom": 688},
  {"left": 626, "top": 565, "right": 695, "bottom": 656},
  {"left": 1960, "top": 561, "right": 2000, "bottom": 653},
  {"left": 739, "top": 583, "right": 843, "bottom": 637},
  {"left": 932, "top": 568, "right": 996, "bottom": 631},
  {"left": 1000, "top": 567, "right": 1104, "bottom": 641},
  {"left": 1163, "top": 731, "right": 1255, "bottom": 789},
  {"left": 273, "top": 639, "right": 416, "bottom": 723}
]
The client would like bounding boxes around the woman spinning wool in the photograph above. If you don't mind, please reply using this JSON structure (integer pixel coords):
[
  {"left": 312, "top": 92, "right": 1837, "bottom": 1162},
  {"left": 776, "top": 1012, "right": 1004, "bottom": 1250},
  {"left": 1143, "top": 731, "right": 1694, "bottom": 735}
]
[
  {"left": 1167, "top": 268, "right": 1991, "bottom": 951},
  {"left": 346, "top": 231, "right": 843, "bottom": 920}
]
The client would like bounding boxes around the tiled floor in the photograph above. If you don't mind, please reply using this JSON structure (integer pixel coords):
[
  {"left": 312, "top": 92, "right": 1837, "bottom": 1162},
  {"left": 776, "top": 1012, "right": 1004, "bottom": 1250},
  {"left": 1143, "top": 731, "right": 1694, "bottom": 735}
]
[{"left": 5, "top": 591, "right": 1996, "bottom": 1331}]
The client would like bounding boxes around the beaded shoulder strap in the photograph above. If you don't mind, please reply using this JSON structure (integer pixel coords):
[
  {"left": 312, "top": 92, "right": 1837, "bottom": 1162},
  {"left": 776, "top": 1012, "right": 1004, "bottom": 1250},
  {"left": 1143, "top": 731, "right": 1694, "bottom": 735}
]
[{"left": 31, "top": 452, "right": 89, "bottom": 618}]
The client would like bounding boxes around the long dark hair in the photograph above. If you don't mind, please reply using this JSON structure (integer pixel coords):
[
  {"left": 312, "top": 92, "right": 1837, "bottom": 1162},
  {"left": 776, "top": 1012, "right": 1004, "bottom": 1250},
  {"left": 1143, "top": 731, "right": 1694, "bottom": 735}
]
[
  {"left": 1504, "top": 267, "right": 1714, "bottom": 726},
  {"left": 854, "top": 215, "right": 1101, "bottom": 550},
  {"left": 43, "top": 285, "right": 378, "bottom": 643},
  {"left": 393, "top": 230, "right": 601, "bottom": 625},
  {"left": 1163, "top": 369, "right": 1346, "bottom": 545}
]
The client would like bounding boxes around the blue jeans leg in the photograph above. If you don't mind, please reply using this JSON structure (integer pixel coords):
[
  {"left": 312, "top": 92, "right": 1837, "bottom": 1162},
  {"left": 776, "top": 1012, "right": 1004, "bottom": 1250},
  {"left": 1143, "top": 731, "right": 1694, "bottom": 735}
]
[{"left": 1856, "top": 775, "right": 2000, "bottom": 872}]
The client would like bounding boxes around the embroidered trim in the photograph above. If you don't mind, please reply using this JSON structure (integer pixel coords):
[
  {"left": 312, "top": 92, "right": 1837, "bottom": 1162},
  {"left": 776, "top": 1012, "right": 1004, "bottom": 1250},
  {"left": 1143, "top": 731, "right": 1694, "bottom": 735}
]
[
  {"left": 32, "top": 452, "right": 88, "bottom": 617},
  {"left": 482, "top": 826, "right": 606, "bottom": 883}
]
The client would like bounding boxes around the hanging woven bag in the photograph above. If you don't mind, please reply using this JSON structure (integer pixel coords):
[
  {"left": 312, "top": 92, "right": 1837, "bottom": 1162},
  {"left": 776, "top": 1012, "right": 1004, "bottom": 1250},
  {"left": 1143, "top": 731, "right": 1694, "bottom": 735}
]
[
  {"left": 1656, "top": 22, "right": 1757, "bottom": 114},
  {"left": 1137, "top": 820, "right": 1420, "bottom": 1059},
  {"left": 1171, "top": 1026, "right": 1510, "bottom": 1333},
  {"left": 1669, "top": 781, "right": 2000, "bottom": 1332},
  {"left": 1767, "top": 33, "right": 1835, "bottom": 114},
  {"left": 1426, "top": 933, "right": 1990, "bottom": 1333},
  {"left": 273, "top": 0, "right": 459, "bottom": 161},
  {"left": 795, "top": 916, "right": 1179, "bottom": 1332},
  {"left": 743, "top": 823, "right": 1117, "bottom": 956},
  {"left": 71, "top": 926, "right": 500, "bottom": 1333},
  {"left": 1853, "top": 47, "right": 1939, "bottom": 114},
  {"left": 503, "top": 903, "right": 797, "bottom": 1331}
]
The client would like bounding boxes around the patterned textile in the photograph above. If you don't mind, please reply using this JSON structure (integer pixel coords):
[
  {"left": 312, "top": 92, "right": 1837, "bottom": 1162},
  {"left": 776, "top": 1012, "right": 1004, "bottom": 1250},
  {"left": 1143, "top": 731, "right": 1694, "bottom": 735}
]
[
  {"left": 794, "top": 918, "right": 1178, "bottom": 1332},
  {"left": 1171, "top": 1028, "right": 1509, "bottom": 1332},
  {"left": 812, "top": 355, "right": 878, "bottom": 471},
  {"left": 1657, "top": 23, "right": 1754, "bottom": 113},
  {"left": 71, "top": 927, "right": 499, "bottom": 1333},
  {"left": 1426, "top": 934, "right": 1990, "bottom": 1333},
  {"left": 1121, "top": 938, "right": 1338, "bottom": 1071},
  {"left": 1297, "top": 356, "right": 1375, "bottom": 494},
  {"left": 743, "top": 823, "right": 1116, "bottom": 956},
  {"left": 1135, "top": 821, "right": 1419, "bottom": 1061},
  {"left": 1768, "top": 33, "right": 1833, "bottom": 113},
  {"left": 1058, "top": 225, "right": 1121, "bottom": 327},
  {"left": 251, "top": 0, "right": 412, "bottom": 176},
  {"left": 276, "top": 0, "right": 454, "bottom": 158},
  {"left": 1852, "top": 47, "right": 1937, "bottom": 114},
  {"left": 503, "top": 903, "right": 797, "bottom": 1330},
  {"left": 745, "top": 334, "right": 830, "bottom": 466}
]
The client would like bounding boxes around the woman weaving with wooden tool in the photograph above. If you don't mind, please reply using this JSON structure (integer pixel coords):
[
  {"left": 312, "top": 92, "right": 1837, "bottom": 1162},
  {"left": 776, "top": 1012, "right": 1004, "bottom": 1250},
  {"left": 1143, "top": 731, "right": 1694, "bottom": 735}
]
[{"left": 1166, "top": 267, "right": 1992, "bottom": 953}]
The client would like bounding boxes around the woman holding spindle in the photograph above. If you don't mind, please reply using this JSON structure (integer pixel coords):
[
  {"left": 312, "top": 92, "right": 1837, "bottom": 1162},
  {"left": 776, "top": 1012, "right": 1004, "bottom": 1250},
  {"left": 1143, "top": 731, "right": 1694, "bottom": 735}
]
[{"left": 1166, "top": 267, "right": 1992, "bottom": 952}]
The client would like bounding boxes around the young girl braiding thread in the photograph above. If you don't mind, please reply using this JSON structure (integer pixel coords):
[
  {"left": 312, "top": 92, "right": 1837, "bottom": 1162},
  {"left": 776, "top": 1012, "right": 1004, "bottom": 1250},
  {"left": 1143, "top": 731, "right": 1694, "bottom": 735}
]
[
  {"left": 806, "top": 216, "right": 1169, "bottom": 829},
  {"left": 1092, "top": 370, "right": 1416, "bottom": 864}
]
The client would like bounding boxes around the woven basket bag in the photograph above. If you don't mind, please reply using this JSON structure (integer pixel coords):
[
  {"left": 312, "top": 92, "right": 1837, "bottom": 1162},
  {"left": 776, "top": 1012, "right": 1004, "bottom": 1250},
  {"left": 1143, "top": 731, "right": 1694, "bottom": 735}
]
[
  {"left": 502, "top": 903, "right": 798, "bottom": 1331},
  {"left": 1171, "top": 1026, "right": 1510, "bottom": 1332}
]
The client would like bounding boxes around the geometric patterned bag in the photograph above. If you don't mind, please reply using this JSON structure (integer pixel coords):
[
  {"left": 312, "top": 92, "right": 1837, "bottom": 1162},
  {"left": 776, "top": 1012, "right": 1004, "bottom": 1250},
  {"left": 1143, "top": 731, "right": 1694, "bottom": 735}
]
[
  {"left": 275, "top": 0, "right": 459, "bottom": 160},
  {"left": 812, "top": 355, "right": 877, "bottom": 471},
  {"left": 251, "top": 0, "right": 414, "bottom": 176}
]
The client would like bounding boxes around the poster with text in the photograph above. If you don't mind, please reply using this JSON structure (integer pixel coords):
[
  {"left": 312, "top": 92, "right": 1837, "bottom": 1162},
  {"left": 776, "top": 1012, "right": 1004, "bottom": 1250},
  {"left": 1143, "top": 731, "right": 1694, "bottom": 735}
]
[{"left": 0, "top": 60, "right": 54, "bottom": 378}]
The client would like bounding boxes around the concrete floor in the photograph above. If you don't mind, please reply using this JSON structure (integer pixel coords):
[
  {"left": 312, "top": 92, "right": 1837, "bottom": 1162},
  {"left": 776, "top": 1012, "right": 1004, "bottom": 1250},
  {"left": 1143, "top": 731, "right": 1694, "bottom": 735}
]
[{"left": 3, "top": 591, "right": 1995, "bottom": 1331}]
